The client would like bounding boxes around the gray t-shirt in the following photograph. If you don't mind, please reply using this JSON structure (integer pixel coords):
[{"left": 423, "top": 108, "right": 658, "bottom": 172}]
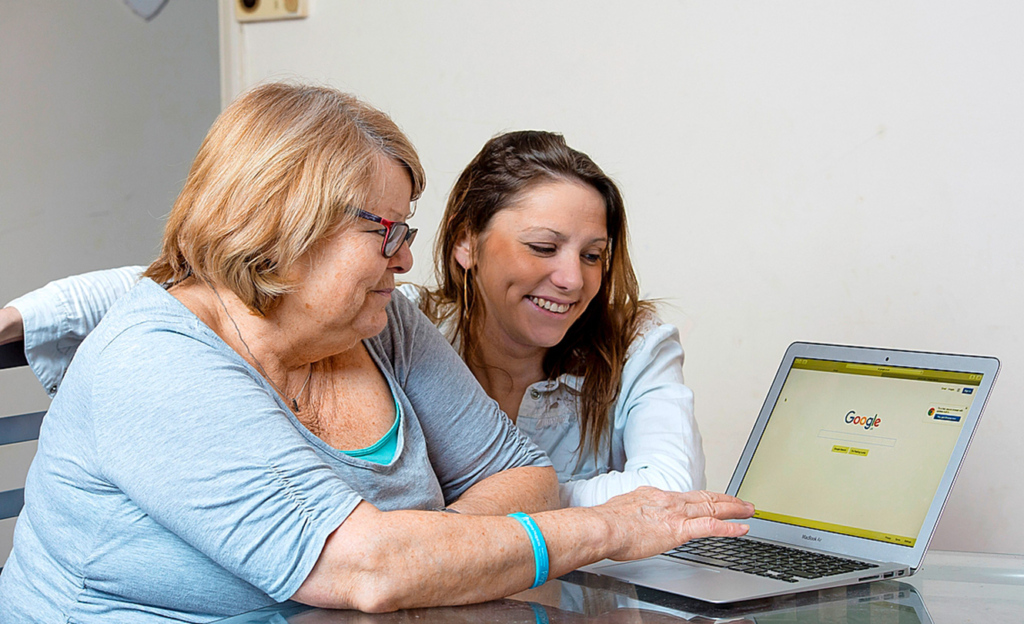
[{"left": 0, "top": 279, "right": 549, "bottom": 623}]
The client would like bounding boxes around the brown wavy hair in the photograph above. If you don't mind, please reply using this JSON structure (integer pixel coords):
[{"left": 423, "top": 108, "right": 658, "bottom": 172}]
[
  {"left": 422, "top": 130, "right": 652, "bottom": 458},
  {"left": 145, "top": 82, "right": 425, "bottom": 314}
]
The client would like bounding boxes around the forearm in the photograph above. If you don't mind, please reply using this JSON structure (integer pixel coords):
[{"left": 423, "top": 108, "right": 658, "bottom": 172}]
[
  {"left": 447, "top": 466, "right": 559, "bottom": 515},
  {"left": 0, "top": 306, "right": 24, "bottom": 345},
  {"left": 295, "top": 489, "right": 753, "bottom": 612},
  {"left": 295, "top": 502, "right": 607, "bottom": 611}
]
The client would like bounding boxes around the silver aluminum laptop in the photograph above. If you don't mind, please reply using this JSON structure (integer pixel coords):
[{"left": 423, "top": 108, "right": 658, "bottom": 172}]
[{"left": 582, "top": 342, "right": 999, "bottom": 603}]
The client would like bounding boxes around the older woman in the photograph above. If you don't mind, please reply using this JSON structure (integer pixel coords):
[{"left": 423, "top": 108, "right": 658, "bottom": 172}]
[
  {"left": 2, "top": 133, "right": 704, "bottom": 508},
  {"left": 0, "top": 83, "right": 751, "bottom": 622}
]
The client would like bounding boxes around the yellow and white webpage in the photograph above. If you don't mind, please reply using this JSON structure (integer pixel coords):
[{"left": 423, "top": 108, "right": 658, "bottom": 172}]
[{"left": 736, "top": 359, "right": 982, "bottom": 547}]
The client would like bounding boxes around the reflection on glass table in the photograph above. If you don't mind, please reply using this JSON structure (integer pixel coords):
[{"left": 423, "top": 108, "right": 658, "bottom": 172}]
[{"left": 214, "top": 550, "right": 1023, "bottom": 623}]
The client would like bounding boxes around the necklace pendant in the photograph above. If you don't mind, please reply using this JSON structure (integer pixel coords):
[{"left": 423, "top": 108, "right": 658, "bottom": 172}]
[{"left": 291, "top": 398, "right": 299, "bottom": 412}]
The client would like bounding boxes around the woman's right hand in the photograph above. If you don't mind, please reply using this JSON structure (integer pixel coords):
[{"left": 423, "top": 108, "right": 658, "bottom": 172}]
[
  {"left": 590, "top": 487, "right": 754, "bottom": 562},
  {"left": 0, "top": 306, "right": 25, "bottom": 346}
]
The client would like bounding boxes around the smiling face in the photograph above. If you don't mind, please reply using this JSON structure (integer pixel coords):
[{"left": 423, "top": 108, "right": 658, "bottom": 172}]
[
  {"left": 457, "top": 180, "right": 608, "bottom": 354},
  {"left": 287, "top": 158, "right": 414, "bottom": 351}
]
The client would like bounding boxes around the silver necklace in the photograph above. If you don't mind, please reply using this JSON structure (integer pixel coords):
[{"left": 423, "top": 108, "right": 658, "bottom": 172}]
[{"left": 207, "top": 281, "right": 312, "bottom": 412}]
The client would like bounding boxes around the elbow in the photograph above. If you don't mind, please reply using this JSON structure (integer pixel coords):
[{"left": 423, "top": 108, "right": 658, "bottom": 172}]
[
  {"left": 296, "top": 576, "right": 403, "bottom": 614},
  {"left": 538, "top": 466, "right": 560, "bottom": 510},
  {"left": 346, "top": 582, "right": 404, "bottom": 614},
  {"left": 293, "top": 513, "right": 409, "bottom": 612},
  {"left": 522, "top": 465, "right": 560, "bottom": 511},
  {"left": 346, "top": 550, "right": 411, "bottom": 613},
  {"left": 295, "top": 551, "right": 407, "bottom": 613},
  {"left": 342, "top": 551, "right": 424, "bottom": 613},
  {"left": 500, "top": 465, "right": 560, "bottom": 512}
]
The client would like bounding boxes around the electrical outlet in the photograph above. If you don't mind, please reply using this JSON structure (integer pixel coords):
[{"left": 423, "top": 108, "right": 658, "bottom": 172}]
[{"left": 235, "top": 0, "right": 308, "bottom": 23}]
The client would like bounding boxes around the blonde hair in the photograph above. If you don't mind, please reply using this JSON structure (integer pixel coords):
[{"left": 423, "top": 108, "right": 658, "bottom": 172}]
[{"left": 145, "top": 82, "right": 425, "bottom": 314}]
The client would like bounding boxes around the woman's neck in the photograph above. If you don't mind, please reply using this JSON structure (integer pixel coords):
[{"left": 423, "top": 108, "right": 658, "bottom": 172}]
[{"left": 466, "top": 324, "right": 548, "bottom": 423}]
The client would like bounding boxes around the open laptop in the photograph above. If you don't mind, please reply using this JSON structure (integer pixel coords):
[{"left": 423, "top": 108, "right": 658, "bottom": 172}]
[{"left": 581, "top": 342, "right": 999, "bottom": 603}]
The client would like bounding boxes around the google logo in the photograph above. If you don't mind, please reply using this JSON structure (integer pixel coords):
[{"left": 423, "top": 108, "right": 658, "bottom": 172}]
[{"left": 845, "top": 410, "right": 882, "bottom": 430}]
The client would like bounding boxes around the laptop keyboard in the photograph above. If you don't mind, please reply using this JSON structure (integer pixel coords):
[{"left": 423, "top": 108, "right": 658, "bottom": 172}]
[{"left": 665, "top": 537, "right": 878, "bottom": 584}]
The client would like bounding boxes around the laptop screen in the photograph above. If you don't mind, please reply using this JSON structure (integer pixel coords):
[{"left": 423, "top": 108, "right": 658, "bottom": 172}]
[{"left": 735, "top": 358, "right": 984, "bottom": 547}]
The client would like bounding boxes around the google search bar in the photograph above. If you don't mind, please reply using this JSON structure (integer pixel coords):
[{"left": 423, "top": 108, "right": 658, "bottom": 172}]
[{"left": 817, "top": 429, "right": 897, "bottom": 448}]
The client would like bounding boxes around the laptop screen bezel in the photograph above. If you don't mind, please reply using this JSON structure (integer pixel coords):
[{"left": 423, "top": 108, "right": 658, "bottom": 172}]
[{"left": 724, "top": 342, "right": 999, "bottom": 569}]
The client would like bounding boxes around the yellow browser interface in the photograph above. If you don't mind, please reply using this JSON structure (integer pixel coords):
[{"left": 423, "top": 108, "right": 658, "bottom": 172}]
[{"left": 736, "top": 359, "right": 981, "bottom": 547}]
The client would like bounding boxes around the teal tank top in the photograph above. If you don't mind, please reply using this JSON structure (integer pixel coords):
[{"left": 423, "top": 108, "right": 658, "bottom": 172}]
[{"left": 340, "top": 393, "right": 401, "bottom": 465}]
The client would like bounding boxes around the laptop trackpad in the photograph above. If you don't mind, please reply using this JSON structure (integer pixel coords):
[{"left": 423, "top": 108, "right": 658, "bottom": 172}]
[{"left": 588, "top": 558, "right": 719, "bottom": 585}]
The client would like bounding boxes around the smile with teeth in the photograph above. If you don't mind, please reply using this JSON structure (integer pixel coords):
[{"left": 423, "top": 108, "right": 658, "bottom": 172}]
[{"left": 528, "top": 296, "right": 573, "bottom": 314}]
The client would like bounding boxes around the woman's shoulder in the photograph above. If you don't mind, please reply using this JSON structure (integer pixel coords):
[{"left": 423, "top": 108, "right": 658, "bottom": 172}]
[
  {"left": 101, "top": 278, "right": 186, "bottom": 320},
  {"left": 66, "top": 281, "right": 243, "bottom": 402},
  {"left": 91, "top": 279, "right": 221, "bottom": 354},
  {"left": 610, "top": 310, "right": 693, "bottom": 423},
  {"left": 625, "top": 309, "right": 681, "bottom": 360}
]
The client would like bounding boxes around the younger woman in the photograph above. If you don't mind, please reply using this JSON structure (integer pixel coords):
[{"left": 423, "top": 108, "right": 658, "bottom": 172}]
[{"left": 414, "top": 131, "right": 704, "bottom": 505}]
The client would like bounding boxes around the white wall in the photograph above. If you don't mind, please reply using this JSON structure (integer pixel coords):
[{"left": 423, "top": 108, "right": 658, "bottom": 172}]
[
  {"left": 0, "top": 0, "right": 220, "bottom": 562},
  {"left": 226, "top": 1, "right": 1024, "bottom": 554}
]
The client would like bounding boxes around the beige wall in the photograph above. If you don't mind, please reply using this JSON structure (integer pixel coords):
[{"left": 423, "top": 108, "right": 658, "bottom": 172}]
[{"left": 224, "top": 0, "right": 1024, "bottom": 553}]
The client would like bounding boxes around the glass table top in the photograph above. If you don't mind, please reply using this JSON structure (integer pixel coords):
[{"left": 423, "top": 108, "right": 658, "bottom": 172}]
[{"left": 215, "top": 550, "right": 1024, "bottom": 623}]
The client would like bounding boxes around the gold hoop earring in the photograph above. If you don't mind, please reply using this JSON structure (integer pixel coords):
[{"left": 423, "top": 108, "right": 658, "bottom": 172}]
[{"left": 461, "top": 268, "right": 471, "bottom": 321}]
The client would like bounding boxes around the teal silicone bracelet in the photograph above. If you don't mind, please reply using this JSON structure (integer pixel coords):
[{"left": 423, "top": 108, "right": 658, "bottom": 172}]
[{"left": 509, "top": 512, "right": 549, "bottom": 589}]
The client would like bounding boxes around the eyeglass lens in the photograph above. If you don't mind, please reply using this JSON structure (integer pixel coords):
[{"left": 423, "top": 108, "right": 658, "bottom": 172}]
[{"left": 383, "top": 224, "right": 416, "bottom": 257}]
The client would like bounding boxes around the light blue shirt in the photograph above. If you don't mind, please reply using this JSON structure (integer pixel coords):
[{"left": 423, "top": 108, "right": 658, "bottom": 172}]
[
  {"left": 401, "top": 286, "right": 706, "bottom": 507},
  {"left": 0, "top": 279, "right": 549, "bottom": 622},
  {"left": 7, "top": 267, "right": 706, "bottom": 508}
]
